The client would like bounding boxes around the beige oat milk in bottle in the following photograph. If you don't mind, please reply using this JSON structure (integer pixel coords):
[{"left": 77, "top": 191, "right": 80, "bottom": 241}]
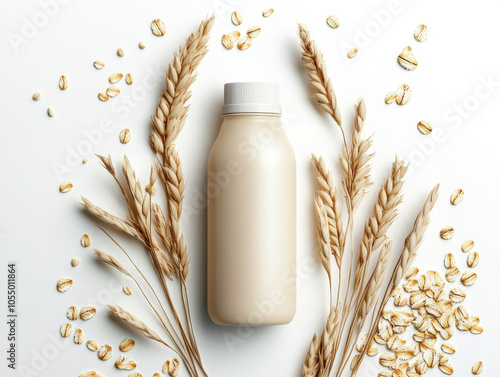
[{"left": 207, "top": 82, "right": 296, "bottom": 326}]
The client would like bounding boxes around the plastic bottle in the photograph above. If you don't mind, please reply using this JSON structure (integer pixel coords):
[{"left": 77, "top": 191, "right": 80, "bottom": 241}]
[{"left": 207, "top": 82, "right": 296, "bottom": 326}]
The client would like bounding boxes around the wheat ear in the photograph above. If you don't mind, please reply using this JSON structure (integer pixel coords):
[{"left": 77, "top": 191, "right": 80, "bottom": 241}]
[
  {"left": 94, "top": 249, "right": 132, "bottom": 277},
  {"left": 81, "top": 197, "right": 139, "bottom": 238},
  {"left": 108, "top": 304, "right": 167, "bottom": 345},
  {"left": 315, "top": 198, "right": 332, "bottom": 279},
  {"left": 312, "top": 155, "right": 344, "bottom": 265},
  {"left": 151, "top": 15, "right": 214, "bottom": 153},
  {"left": 303, "top": 334, "right": 321, "bottom": 377},
  {"left": 340, "top": 99, "right": 373, "bottom": 213},
  {"left": 298, "top": 24, "right": 343, "bottom": 131},
  {"left": 320, "top": 306, "right": 340, "bottom": 377},
  {"left": 354, "top": 159, "right": 407, "bottom": 293},
  {"left": 162, "top": 145, "right": 189, "bottom": 279},
  {"left": 392, "top": 184, "right": 440, "bottom": 287}
]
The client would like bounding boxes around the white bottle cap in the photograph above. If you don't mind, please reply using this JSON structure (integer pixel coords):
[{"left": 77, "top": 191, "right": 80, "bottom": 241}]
[{"left": 223, "top": 82, "right": 281, "bottom": 115}]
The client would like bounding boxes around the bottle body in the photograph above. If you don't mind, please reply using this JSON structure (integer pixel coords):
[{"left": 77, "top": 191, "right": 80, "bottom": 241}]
[{"left": 207, "top": 114, "right": 296, "bottom": 326}]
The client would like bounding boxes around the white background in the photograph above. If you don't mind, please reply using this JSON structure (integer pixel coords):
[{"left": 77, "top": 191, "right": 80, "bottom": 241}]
[{"left": 1, "top": 0, "right": 499, "bottom": 376}]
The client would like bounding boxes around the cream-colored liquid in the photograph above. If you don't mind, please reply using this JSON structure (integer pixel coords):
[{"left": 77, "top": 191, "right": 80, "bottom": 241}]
[{"left": 207, "top": 114, "right": 296, "bottom": 326}]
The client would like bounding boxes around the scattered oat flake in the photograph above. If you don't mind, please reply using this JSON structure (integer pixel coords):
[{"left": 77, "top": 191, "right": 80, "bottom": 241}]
[
  {"left": 153, "top": 374, "right": 161, "bottom": 377},
  {"left": 57, "top": 277, "right": 73, "bottom": 292},
  {"left": 237, "top": 37, "right": 252, "bottom": 50},
  {"left": 123, "top": 286, "right": 132, "bottom": 295},
  {"left": 347, "top": 48, "right": 358, "bottom": 58},
  {"left": 74, "top": 329, "right": 84, "bottom": 344},
  {"left": 139, "top": 41, "right": 146, "bottom": 49},
  {"left": 119, "top": 338, "right": 135, "bottom": 352},
  {"left": 98, "top": 344, "right": 112, "bottom": 361},
  {"left": 221, "top": 34, "right": 234, "bottom": 50},
  {"left": 461, "top": 239, "right": 474, "bottom": 252},
  {"left": 449, "top": 287, "right": 466, "bottom": 303},
  {"left": 48, "top": 107, "right": 55, "bottom": 117},
  {"left": 262, "top": 8, "right": 274, "bottom": 17},
  {"left": 385, "top": 91, "right": 397, "bottom": 104},
  {"left": 125, "top": 73, "right": 133, "bottom": 85},
  {"left": 398, "top": 46, "right": 418, "bottom": 70},
  {"left": 151, "top": 19, "right": 166, "bottom": 36},
  {"left": 79, "top": 372, "right": 100, "bottom": 377},
  {"left": 82, "top": 158, "right": 88, "bottom": 164},
  {"left": 443, "top": 253, "right": 456, "bottom": 269},
  {"left": 117, "top": 48, "right": 124, "bottom": 57},
  {"left": 120, "top": 128, "right": 131, "bottom": 144},
  {"left": 60, "top": 322, "right": 72, "bottom": 337},
  {"left": 441, "top": 343, "right": 455, "bottom": 354},
  {"left": 445, "top": 266, "right": 460, "bottom": 282},
  {"left": 93, "top": 60, "right": 105, "bottom": 70},
  {"left": 32, "top": 91, "right": 41, "bottom": 101},
  {"left": 107, "top": 86, "right": 120, "bottom": 98},
  {"left": 67, "top": 306, "right": 79, "bottom": 320},
  {"left": 414, "top": 24, "right": 428, "bottom": 42},
  {"left": 417, "top": 120, "right": 432, "bottom": 135},
  {"left": 472, "top": 361, "right": 484, "bottom": 374},
  {"left": 59, "top": 75, "right": 68, "bottom": 90},
  {"left": 461, "top": 271, "right": 477, "bottom": 286},
  {"left": 231, "top": 11, "right": 243, "bottom": 26},
  {"left": 450, "top": 188, "right": 464, "bottom": 205},
  {"left": 87, "top": 340, "right": 99, "bottom": 352},
  {"left": 326, "top": 15, "right": 340, "bottom": 29},
  {"left": 467, "top": 252, "right": 480, "bottom": 268},
  {"left": 247, "top": 26, "right": 261, "bottom": 38},
  {"left": 109, "top": 73, "right": 123, "bottom": 84},
  {"left": 228, "top": 30, "right": 241, "bottom": 42},
  {"left": 164, "top": 358, "right": 180, "bottom": 377},
  {"left": 440, "top": 226, "right": 454, "bottom": 240},
  {"left": 98, "top": 92, "right": 109, "bottom": 102},
  {"left": 129, "top": 373, "right": 142, "bottom": 377},
  {"left": 80, "top": 306, "right": 96, "bottom": 321},
  {"left": 395, "top": 84, "right": 411, "bottom": 105},
  {"left": 59, "top": 182, "right": 73, "bottom": 193},
  {"left": 115, "top": 355, "right": 137, "bottom": 370},
  {"left": 81, "top": 234, "right": 91, "bottom": 247}
]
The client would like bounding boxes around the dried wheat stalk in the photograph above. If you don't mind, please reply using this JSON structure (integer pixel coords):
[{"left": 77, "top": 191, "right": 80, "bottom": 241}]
[
  {"left": 83, "top": 16, "right": 214, "bottom": 377},
  {"left": 298, "top": 22, "right": 439, "bottom": 377}
]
